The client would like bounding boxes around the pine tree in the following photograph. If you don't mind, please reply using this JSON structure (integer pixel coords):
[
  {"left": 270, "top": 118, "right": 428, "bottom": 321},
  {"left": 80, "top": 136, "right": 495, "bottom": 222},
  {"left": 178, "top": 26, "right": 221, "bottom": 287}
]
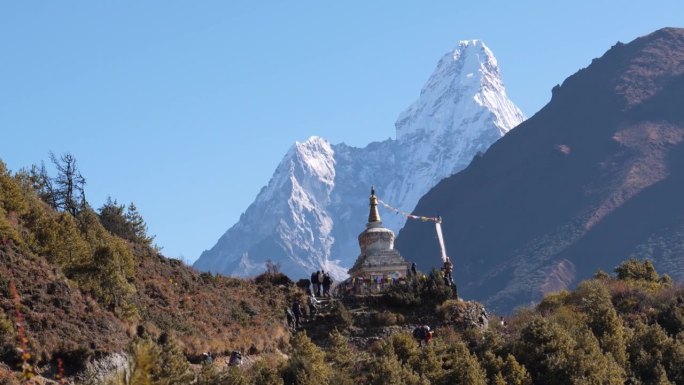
[
  {"left": 492, "top": 373, "right": 506, "bottom": 385},
  {"left": 367, "top": 343, "right": 427, "bottom": 385},
  {"left": 501, "top": 354, "right": 532, "bottom": 385},
  {"left": 572, "top": 280, "right": 627, "bottom": 366},
  {"left": 50, "top": 152, "right": 86, "bottom": 216},
  {"left": 251, "top": 359, "right": 284, "bottom": 385},
  {"left": 614, "top": 257, "right": 660, "bottom": 282},
  {"left": 628, "top": 321, "right": 671, "bottom": 382},
  {"left": 326, "top": 329, "right": 354, "bottom": 373},
  {"left": 98, "top": 197, "right": 130, "bottom": 240},
  {"left": 480, "top": 351, "right": 503, "bottom": 384},
  {"left": 0, "top": 161, "right": 28, "bottom": 215},
  {"left": 666, "top": 334, "right": 684, "bottom": 385},
  {"left": 196, "top": 362, "right": 225, "bottom": 385},
  {"left": 127, "top": 340, "right": 160, "bottom": 385},
  {"left": 153, "top": 333, "right": 193, "bottom": 385},
  {"left": 410, "top": 344, "right": 443, "bottom": 383},
  {"left": 439, "top": 342, "right": 487, "bottom": 385},
  {"left": 388, "top": 332, "right": 420, "bottom": 365},
  {"left": 513, "top": 316, "right": 575, "bottom": 385},
  {"left": 225, "top": 366, "right": 249, "bottom": 385},
  {"left": 654, "top": 364, "right": 674, "bottom": 385},
  {"left": 569, "top": 329, "right": 625, "bottom": 385},
  {"left": 282, "top": 331, "right": 331, "bottom": 385},
  {"left": 126, "top": 202, "right": 153, "bottom": 244},
  {"left": 368, "top": 353, "right": 405, "bottom": 385}
]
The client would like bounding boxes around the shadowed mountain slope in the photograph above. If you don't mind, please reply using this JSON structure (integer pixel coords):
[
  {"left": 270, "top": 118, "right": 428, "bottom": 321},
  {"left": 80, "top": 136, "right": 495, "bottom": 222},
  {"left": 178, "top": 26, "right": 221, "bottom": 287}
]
[{"left": 395, "top": 27, "right": 684, "bottom": 312}]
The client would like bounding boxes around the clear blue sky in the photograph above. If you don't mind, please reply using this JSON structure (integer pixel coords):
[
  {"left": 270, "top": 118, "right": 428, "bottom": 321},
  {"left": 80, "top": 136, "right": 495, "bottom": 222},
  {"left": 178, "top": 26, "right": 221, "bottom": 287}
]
[{"left": 1, "top": 1, "right": 681, "bottom": 263}]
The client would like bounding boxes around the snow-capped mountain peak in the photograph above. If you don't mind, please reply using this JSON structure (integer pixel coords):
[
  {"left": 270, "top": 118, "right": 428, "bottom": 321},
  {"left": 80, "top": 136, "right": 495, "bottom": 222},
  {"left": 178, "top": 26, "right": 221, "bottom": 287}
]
[
  {"left": 194, "top": 40, "right": 525, "bottom": 280},
  {"left": 396, "top": 40, "right": 523, "bottom": 141}
]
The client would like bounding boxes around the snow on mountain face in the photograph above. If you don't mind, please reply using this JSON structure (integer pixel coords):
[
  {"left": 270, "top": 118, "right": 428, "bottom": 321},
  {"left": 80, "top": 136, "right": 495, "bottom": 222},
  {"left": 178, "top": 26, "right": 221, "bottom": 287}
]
[{"left": 193, "top": 40, "right": 525, "bottom": 280}]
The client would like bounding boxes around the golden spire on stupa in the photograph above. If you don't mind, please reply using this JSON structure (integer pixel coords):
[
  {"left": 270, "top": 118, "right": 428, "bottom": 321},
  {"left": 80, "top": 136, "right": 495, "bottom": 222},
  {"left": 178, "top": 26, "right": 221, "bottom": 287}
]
[{"left": 368, "top": 186, "right": 381, "bottom": 223}]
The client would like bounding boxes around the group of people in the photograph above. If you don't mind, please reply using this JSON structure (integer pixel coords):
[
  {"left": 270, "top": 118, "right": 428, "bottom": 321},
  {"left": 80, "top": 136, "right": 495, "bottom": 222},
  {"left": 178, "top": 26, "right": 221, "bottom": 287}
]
[
  {"left": 201, "top": 350, "right": 242, "bottom": 366},
  {"left": 412, "top": 322, "right": 433, "bottom": 347},
  {"left": 310, "top": 270, "right": 334, "bottom": 297},
  {"left": 285, "top": 269, "right": 336, "bottom": 331},
  {"left": 286, "top": 296, "right": 323, "bottom": 330},
  {"left": 442, "top": 258, "right": 454, "bottom": 286},
  {"left": 286, "top": 299, "right": 304, "bottom": 330}
]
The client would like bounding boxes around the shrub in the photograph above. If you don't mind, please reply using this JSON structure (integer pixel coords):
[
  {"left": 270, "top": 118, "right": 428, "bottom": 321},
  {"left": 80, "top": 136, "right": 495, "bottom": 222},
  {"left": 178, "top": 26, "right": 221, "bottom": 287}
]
[
  {"left": 325, "top": 329, "right": 355, "bottom": 384},
  {"left": 254, "top": 272, "right": 293, "bottom": 286},
  {"left": 153, "top": 333, "right": 193, "bottom": 385},
  {"left": 281, "top": 331, "right": 331, "bottom": 385},
  {"left": 615, "top": 257, "right": 659, "bottom": 282},
  {"left": 384, "top": 282, "right": 420, "bottom": 307},
  {"left": 657, "top": 296, "right": 684, "bottom": 336},
  {"left": 440, "top": 341, "right": 487, "bottom": 385},
  {"left": 371, "top": 311, "right": 402, "bottom": 326},
  {"left": 327, "top": 301, "right": 353, "bottom": 330},
  {"left": 384, "top": 269, "right": 454, "bottom": 308},
  {"left": 251, "top": 359, "right": 284, "bottom": 385},
  {"left": 537, "top": 291, "right": 569, "bottom": 315},
  {"left": 501, "top": 354, "right": 532, "bottom": 385},
  {"left": 436, "top": 300, "right": 467, "bottom": 323},
  {"left": 367, "top": 342, "right": 427, "bottom": 385}
]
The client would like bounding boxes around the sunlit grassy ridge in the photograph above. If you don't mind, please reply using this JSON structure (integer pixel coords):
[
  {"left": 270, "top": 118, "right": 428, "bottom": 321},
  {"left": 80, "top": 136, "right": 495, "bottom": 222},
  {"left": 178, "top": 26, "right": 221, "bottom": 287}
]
[{"left": 0, "top": 158, "right": 290, "bottom": 381}]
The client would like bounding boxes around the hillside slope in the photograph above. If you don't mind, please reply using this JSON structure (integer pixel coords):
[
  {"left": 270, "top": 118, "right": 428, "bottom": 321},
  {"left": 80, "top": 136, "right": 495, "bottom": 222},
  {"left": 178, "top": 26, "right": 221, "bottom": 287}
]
[
  {"left": 0, "top": 159, "right": 290, "bottom": 378},
  {"left": 396, "top": 27, "right": 684, "bottom": 312}
]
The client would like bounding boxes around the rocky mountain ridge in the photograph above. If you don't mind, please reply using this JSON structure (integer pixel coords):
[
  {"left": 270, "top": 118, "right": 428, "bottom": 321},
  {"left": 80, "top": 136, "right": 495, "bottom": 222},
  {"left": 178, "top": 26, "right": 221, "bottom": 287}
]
[{"left": 396, "top": 27, "right": 684, "bottom": 313}]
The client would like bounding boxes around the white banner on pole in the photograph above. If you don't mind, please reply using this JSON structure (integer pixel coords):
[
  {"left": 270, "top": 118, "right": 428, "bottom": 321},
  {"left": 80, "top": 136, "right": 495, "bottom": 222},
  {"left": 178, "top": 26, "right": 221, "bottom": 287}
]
[{"left": 435, "top": 222, "right": 448, "bottom": 263}]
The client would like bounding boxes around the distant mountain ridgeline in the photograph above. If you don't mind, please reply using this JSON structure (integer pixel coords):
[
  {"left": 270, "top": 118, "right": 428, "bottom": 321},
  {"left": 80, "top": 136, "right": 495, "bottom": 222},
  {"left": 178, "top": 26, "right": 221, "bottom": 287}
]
[{"left": 396, "top": 27, "right": 684, "bottom": 313}]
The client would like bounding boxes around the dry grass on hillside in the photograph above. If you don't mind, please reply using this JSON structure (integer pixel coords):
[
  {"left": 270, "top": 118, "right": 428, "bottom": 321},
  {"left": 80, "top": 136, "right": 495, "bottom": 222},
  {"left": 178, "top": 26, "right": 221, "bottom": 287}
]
[{"left": 132, "top": 250, "right": 292, "bottom": 357}]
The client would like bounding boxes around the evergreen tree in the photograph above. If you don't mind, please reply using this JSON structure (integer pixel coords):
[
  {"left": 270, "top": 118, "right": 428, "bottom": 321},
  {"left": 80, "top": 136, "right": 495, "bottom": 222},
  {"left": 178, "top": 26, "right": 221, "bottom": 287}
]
[
  {"left": 126, "top": 202, "right": 153, "bottom": 244},
  {"left": 653, "top": 364, "right": 674, "bottom": 385},
  {"left": 153, "top": 333, "right": 193, "bottom": 385},
  {"left": 615, "top": 257, "right": 659, "bottom": 282},
  {"left": 491, "top": 373, "right": 507, "bottom": 385},
  {"left": 127, "top": 340, "right": 160, "bottom": 385},
  {"left": 282, "top": 331, "right": 331, "bottom": 385},
  {"left": 98, "top": 197, "right": 130, "bottom": 240},
  {"left": 98, "top": 199, "right": 153, "bottom": 244},
  {"left": 657, "top": 297, "right": 684, "bottom": 336},
  {"left": 388, "top": 332, "right": 420, "bottom": 365},
  {"left": 665, "top": 334, "right": 684, "bottom": 385},
  {"left": 0, "top": 161, "right": 28, "bottom": 215},
  {"left": 75, "top": 209, "right": 136, "bottom": 317},
  {"left": 196, "top": 362, "right": 225, "bottom": 385},
  {"left": 480, "top": 351, "right": 503, "bottom": 383},
  {"left": 439, "top": 341, "right": 487, "bottom": 385},
  {"left": 513, "top": 316, "right": 575, "bottom": 385},
  {"left": 367, "top": 352, "right": 406, "bottom": 385},
  {"left": 325, "top": 329, "right": 354, "bottom": 373},
  {"left": 628, "top": 321, "right": 671, "bottom": 383},
  {"left": 572, "top": 280, "right": 627, "bottom": 366},
  {"left": 367, "top": 343, "right": 427, "bottom": 385},
  {"left": 225, "top": 366, "right": 249, "bottom": 385},
  {"left": 50, "top": 152, "right": 86, "bottom": 216},
  {"left": 251, "top": 359, "right": 284, "bottom": 385},
  {"left": 569, "top": 328, "right": 625, "bottom": 385},
  {"left": 501, "top": 354, "right": 532, "bottom": 385},
  {"left": 409, "top": 344, "right": 443, "bottom": 383}
]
